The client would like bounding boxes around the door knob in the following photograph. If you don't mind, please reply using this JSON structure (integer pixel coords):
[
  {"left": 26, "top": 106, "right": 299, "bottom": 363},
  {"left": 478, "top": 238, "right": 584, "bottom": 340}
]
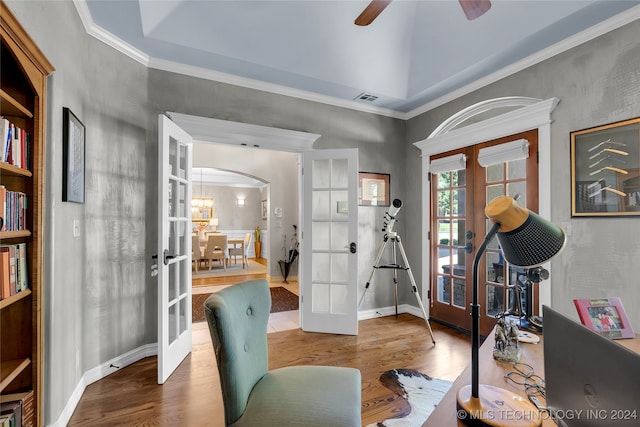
[
  {"left": 349, "top": 242, "right": 357, "bottom": 254},
  {"left": 163, "top": 249, "right": 176, "bottom": 265}
]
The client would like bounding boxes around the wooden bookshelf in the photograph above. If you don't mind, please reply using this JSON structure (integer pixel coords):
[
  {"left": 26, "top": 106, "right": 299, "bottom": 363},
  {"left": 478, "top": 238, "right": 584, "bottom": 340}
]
[{"left": 0, "top": 2, "right": 53, "bottom": 426}]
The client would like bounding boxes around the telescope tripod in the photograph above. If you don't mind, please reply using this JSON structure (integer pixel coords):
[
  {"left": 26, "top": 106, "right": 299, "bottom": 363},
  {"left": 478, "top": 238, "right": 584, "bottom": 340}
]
[{"left": 359, "top": 231, "right": 436, "bottom": 344}]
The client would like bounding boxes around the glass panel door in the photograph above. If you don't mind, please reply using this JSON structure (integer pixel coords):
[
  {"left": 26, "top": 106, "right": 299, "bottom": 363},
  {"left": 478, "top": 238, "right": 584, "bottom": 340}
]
[
  {"left": 430, "top": 148, "right": 474, "bottom": 330},
  {"left": 476, "top": 130, "right": 539, "bottom": 336}
]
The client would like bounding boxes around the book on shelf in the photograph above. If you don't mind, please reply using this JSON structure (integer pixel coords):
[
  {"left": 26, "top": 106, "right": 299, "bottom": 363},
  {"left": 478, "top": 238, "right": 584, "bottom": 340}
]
[
  {"left": 0, "top": 243, "right": 28, "bottom": 299},
  {"left": 0, "top": 390, "right": 33, "bottom": 427},
  {"left": 0, "top": 116, "right": 30, "bottom": 169},
  {"left": 0, "top": 246, "right": 10, "bottom": 299},
  {"left": 0, "top": 414, "right": 14, "bottom": 427},
  {"left": 0, "top": 188, "right": 27, "bottom": 232},
  {"left": 0, "top": 400, "right": 21, "bottom": 427}
]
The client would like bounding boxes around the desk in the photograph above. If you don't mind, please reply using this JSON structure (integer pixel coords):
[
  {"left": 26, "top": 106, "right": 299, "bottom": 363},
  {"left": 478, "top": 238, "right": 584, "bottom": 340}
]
[{"left": 424, "top": 328, "right": 640, "bottom": 426}]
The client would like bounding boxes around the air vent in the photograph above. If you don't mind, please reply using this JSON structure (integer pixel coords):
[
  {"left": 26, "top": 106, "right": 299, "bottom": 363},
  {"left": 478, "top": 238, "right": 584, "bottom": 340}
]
[{"left": 354, "top": 92, "right": 379, "bottom": 102}]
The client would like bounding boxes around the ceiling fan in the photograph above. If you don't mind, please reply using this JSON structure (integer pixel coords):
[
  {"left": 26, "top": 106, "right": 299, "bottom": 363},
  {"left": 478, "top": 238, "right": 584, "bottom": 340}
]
[{"left": 355, "top": 0, "right": 492, "bottom": 26}]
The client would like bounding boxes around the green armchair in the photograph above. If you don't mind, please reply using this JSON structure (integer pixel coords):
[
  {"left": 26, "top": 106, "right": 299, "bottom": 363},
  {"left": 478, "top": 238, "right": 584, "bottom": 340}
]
[{"left": 204, "top": 279, "right": 362, "bottom": 427}]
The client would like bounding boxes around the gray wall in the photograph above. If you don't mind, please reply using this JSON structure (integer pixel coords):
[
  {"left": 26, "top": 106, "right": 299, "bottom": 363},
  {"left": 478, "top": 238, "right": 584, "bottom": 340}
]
[
  {"left": 197, "top": 184, "right": 262, "bottom": 232},
  {"left": 406, "top": 19, "right": 640, "bottom": 332},
  {"left": 7, "top": 1, "right": 640, "bottom": 425}
]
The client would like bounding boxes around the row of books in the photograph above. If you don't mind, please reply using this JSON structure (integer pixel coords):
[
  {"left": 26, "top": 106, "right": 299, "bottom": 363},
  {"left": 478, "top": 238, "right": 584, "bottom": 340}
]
[
  {"left": 0, "top": 391, "right": 34, "bottom": 427},
  {"left": 0, "top": 186, "right": 28, "bottom": 232},
  {"left": 0, "top": 243, "right": 28, "bottom": 300},
  {"left": 0, "top": 117, "right": 30, "bottom": 170}
]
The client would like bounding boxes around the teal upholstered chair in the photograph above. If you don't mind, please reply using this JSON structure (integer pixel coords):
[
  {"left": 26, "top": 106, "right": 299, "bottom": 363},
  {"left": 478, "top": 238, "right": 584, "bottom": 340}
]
[{"left": 204, "top": 279, "right": 362, "bottom": 427}]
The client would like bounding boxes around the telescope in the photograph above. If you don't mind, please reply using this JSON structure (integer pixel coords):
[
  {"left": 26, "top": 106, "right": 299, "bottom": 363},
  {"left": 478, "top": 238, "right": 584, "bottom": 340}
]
[{"left": 382, "top": 199, "right": 402, "bottom": 232}]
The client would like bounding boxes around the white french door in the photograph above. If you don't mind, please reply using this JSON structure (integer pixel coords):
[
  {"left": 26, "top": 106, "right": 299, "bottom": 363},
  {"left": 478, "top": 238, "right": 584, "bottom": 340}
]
[
  {"left": 301, "top": 149, "right": 359, "bottom": 335},
  {"left": 157, "top": 114, "right": 193, "bottom": 384}
]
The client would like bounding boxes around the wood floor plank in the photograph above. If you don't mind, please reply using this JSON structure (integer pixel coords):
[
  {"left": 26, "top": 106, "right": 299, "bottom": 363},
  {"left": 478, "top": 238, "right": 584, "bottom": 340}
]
[{"left": 68, "top": 313, "right": 470, "bottom": 426}]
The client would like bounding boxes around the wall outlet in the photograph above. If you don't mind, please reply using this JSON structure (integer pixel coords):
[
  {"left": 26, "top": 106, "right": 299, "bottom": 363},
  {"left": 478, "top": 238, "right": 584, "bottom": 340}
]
[
  {"left": 73, "top": 219, "right": 80, "bottom": 237},
  {"left": 561, "top": 221, "right": 572, "bottom": 236}
]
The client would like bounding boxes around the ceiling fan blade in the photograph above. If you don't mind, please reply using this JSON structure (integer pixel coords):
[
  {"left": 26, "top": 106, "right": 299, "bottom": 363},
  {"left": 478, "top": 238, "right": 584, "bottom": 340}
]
[
  {"left": 459, "top": 0, "right": 492, "bottom": 20},
  {"left": 355, "top": 0, "right": 392, "bottom": 26}
]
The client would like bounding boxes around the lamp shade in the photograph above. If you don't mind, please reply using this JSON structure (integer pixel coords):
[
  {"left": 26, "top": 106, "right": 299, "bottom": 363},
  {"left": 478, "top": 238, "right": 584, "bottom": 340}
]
[{"left": 485, "top": 196, "right": 566, "bottom": 267}]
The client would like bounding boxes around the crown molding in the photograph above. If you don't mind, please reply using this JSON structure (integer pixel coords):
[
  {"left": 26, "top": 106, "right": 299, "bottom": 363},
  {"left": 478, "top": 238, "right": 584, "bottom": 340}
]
[
  {"left": 167, "top": 112, "right": 321, "bottom": 152},
  {"left": 149, "top": 58, "right": 406, "bottom": 119},
  {"left": 414, "top": 97, "right": 560, "bottom": 155},
  {"left": 405, "top": 5, "right": 640, "bottom": 120},
  {"left": 74, "top": 1, "right": 640, "bottom": 121}
]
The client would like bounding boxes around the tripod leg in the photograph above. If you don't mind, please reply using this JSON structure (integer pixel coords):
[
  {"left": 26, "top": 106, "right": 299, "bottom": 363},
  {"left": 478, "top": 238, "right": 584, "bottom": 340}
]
[
  {"left": 358, "top": 236, "right": 389, "bottom": 308},
  {"left": 396, "top": 237, "right": 436, "bottom": 345},
  {"left": 392, "top": 240, "right": 398, "bottom": 317}
]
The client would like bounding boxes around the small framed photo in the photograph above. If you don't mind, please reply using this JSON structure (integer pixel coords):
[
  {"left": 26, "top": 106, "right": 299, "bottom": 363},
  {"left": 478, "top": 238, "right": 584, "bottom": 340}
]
[
  {"left": 261, "top": 200, "right": 268, "bottom": 219},
  {"left": 62, "top": 107, "right": 86, "bottom": 204},
  {"left": 571, "top": 117, "right": 640, "bottom": 217},
  {"left": 573, "top": 297, "right": 635, "bottom": 339},
  {"left": 358, "top": 172, "right": 390, "bottom": 206}
]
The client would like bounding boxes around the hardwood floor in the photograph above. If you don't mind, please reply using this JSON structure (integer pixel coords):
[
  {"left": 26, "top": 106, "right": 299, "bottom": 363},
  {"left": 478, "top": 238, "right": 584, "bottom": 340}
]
[{"left": 67, "top": 261, "right": 471, "bottom": 426}]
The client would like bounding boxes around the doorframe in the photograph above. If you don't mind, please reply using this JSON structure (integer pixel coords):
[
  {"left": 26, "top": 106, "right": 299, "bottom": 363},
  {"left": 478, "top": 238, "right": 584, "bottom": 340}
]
[
  {"left": 167, "top": 112, "right": 321, "bottom": 277},
  {"left": 414, "top": 97, "right": 560, "bottom": 314}
]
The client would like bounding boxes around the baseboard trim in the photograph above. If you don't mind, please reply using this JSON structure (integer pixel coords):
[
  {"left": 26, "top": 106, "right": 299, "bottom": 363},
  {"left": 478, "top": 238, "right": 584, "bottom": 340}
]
[
  {"left": 358, "top": 303, "right": 425, "bottom": 320},
  {"left": 48, "top": 343, "right": 158, "bottom": 427}
]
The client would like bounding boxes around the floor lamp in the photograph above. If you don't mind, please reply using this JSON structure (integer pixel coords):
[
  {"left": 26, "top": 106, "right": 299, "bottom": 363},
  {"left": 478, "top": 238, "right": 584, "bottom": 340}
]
[{"left": 457, "top": 196, "right": 566, "bottom": 427}]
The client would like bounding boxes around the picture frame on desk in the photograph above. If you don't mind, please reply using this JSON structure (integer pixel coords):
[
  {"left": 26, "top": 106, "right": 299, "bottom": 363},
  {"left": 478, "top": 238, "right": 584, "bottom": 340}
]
[
  {"left": 570, "top": 116, "right": 640, "bottom": 217},
  {"left": 573, "top": 297, "right": 635, "bottom": 339},
  {"left": 62, "top": 107, "right": 85, "bottom": 204}
]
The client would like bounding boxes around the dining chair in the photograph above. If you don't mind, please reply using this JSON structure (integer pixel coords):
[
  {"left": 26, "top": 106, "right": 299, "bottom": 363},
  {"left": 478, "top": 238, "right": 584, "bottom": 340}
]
[
  {"left": 228, "top": 236, "right": 244, "bottom": 268},
  {"left": 242, "top": 232, "right": 252, "bottom": 267},
  {"left": 228, "top": 232, "right": 252, "bottom": 268},
  {"left": 204, "top": 234, "right": 228, "bottom": 271},
  {"left": 192, "top": 235, "right": 205, "bottom": 272},
  {"left": 204, "top": 279, "right": 362, "bottom": 426}
]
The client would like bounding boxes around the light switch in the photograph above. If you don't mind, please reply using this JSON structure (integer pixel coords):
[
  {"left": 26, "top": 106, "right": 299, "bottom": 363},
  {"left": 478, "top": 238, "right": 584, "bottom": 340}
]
[{"left": 73, "top": 219, "right": 80, "bottom": 237}]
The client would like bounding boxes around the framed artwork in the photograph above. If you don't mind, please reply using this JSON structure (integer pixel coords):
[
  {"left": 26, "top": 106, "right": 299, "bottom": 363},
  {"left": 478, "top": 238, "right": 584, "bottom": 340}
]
[
  {"left": 62, "top": 107, "right": 86, "bottom": 203},
  {"left": 571, "top": 117, "right": 640, "bottom": 216},
  {"left": 573, "top": 297, "right": 635, "bottom": 339},
  {"left": 358, "top": 172, "right": 390, "bottom": 206},
  {"left": 261, "top": 200, "right": 268, "bottom": 219}
]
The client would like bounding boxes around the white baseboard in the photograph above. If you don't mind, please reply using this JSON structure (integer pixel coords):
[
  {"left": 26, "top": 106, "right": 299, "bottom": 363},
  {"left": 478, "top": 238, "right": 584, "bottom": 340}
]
[
  {"left": 358, "top": 303, "right": 425, "bottom": 320},
  {"left": 48, "top": 343, "right": 158, "bottom": 427}
]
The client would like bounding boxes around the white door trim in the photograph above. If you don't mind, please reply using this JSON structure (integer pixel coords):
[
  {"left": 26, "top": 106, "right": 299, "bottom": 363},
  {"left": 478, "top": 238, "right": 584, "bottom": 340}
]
[{"left": 413, "top": 96, "right": 560, "bottom": 312}]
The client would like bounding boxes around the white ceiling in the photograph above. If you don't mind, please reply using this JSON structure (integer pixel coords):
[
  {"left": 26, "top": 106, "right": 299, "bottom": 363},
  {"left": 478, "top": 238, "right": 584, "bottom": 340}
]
[{"left": 81, "top": 1, "right": 639, "bottom": 117}]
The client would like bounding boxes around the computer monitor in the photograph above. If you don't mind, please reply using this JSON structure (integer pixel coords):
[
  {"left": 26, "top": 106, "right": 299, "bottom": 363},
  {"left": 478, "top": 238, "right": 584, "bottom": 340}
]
[{"left": 543, "top": 305, "right": 640, "bottom": 426}]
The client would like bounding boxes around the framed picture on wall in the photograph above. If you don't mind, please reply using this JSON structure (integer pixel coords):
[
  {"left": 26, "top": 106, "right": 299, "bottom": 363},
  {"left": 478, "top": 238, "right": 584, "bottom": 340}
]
[
  {"left": 261, "top": 200, "right": 267, "bottom": 219},
  {"left": 62, "top": 107, "right": 86, "bottom": 204},
  {"left": 571, "top": 117, "right": 640, "bottom": 216},
  {"left": 358, "top": 172, "right": 390, "bottom": 206}
]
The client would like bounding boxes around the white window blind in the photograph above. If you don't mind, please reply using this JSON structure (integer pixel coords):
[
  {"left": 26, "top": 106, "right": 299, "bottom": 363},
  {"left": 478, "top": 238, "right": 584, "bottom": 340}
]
[
  {"left": 429, "top": 153, "right": 467, "bottom": 174},
  {"left": 477, "top": 138, "right": 529, "bottom": 167}
]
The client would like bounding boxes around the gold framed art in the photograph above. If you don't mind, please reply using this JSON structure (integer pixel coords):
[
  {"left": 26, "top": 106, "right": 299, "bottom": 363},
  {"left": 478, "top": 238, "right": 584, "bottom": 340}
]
[
  {"left": 358, "top": 172, "right": 390, "bottom": 206},
  {"left": 571, "top": 117, "right": 640, "bottom": 217}
]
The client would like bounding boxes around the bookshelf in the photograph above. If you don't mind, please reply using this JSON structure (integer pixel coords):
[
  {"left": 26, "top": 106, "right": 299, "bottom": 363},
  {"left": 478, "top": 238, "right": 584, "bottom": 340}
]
[{"left": 0, "top": 2, "right": 53, "bottom": 426}]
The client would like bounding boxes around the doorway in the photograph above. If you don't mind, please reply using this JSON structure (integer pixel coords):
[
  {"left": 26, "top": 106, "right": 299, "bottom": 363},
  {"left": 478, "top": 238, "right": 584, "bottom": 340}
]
[
  {"left": 414, "top": 96, "right": 559, "bottom": 337},
  {"left": 429, "top": 130, "right": 539, "bottom": 336},
  {"left": 188, "top": 152, "right": 301, "bottom": 338}
]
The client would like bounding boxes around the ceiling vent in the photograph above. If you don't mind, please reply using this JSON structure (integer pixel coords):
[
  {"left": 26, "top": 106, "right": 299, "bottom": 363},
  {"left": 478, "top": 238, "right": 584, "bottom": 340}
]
[{"left": 354, "top": 92, "right": 379, "bottom": 102}]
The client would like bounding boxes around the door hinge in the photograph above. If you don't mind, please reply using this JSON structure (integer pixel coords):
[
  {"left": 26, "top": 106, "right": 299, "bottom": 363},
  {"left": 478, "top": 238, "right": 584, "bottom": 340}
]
[
  {"left": 427, "top": 231, "right": 431, "bottom": 240},
  {"left": 536, "top": 151, "right": 539, "bottom": 164},
  {"left": 427, "top": 289, "right": 431, "bottom": 300}
]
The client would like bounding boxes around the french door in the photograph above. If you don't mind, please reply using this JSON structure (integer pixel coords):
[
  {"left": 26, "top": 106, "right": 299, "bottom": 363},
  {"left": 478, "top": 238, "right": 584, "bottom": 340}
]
[
  {"left": 157, "top": 114, "right": 193, "bottom": 383},
  {"left": 430, "top": 130, "right": 539, "bottom": 336},
  {"left": 301, "top": 149, "right": 359, "bottom": 335}
]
